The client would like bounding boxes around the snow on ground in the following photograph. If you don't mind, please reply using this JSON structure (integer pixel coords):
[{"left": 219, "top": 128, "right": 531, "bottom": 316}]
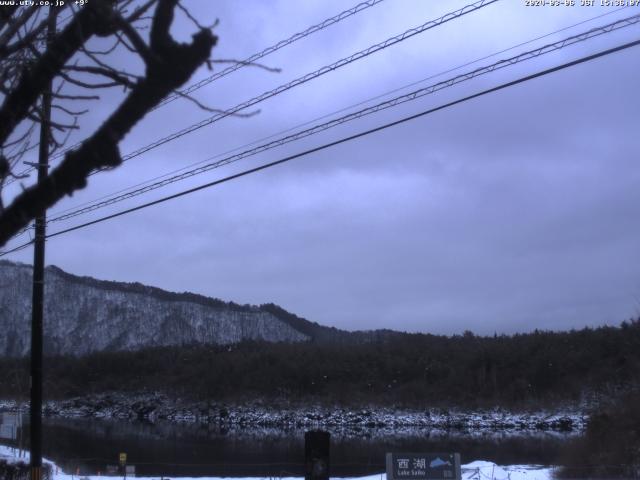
[
  {"left": 0, "top": 443, "right": 30, "bottom": 463},
  {"left": 1, "top": 445, "right": 555, "bottom": 480},
  {"left": 0, "top": 396, "right": 588, "bottom": 433}
]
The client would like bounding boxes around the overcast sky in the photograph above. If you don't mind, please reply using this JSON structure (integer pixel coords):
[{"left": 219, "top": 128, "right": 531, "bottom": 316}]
[{"left": 3, "top": 0, "right": 640, "bottom": 335}]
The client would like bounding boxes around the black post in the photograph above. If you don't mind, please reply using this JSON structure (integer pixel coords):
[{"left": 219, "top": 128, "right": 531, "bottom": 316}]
[
  {"left": 30, "top": 7, "right": 55, "bottom": 480},
  {"left": 304, "top": 430, "right": 330, "bottom": 480}
]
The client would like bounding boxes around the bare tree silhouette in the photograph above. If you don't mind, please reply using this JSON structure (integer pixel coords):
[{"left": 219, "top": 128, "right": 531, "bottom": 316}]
[{"left": 0, "top": 0, "right": 218, "bottom": 246}]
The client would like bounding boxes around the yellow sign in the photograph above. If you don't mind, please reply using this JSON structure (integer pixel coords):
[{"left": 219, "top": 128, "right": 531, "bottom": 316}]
[{"left": 119, "top": 453, "right": 127, "bottom": 465}]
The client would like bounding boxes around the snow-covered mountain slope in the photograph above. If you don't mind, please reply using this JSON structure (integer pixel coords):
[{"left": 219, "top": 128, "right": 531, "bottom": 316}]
[{"left": 0, "top": 261, "right": 310, "bottom": 356}]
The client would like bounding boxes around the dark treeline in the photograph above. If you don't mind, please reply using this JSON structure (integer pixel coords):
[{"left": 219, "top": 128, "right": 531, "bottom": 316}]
[{"left": 1, "top": 319, "right": 639, "bottom": 408}]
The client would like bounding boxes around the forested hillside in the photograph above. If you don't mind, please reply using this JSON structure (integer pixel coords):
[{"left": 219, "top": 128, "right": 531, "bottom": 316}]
[
  {"left": 1, "top": 319, "right": 638, "bottom": 408},
  {"left": 0, "top": 261, "right": 313, "bottom": 356},
  {"left": 0, "top": 261, "right": 403, "bottom": 356}
]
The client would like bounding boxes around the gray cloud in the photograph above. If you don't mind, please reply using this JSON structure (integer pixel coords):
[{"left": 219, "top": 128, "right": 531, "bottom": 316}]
[{"left": 4, "top": 0, "right": 640, "bottom": 335}]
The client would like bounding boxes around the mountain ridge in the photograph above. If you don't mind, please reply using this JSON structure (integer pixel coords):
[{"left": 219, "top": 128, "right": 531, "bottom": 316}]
[{"left": 0, "top": 260, "right": 359, "bottom": 356}]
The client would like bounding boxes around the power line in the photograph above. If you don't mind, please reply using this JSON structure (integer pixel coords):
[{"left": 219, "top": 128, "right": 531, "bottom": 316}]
[
  {"left": 155, "top": 0, "right": 387, "bottom": 110},
  {"left": 3, "top": 36, "right": 638, "bottom": 258},
  {"left": 47, "top": 0, "right": 499, "bottom": 166},
  {"left": 9, "top": 9, "right": 639, "bottom": 244},
  {"left": 6, "top": 7, "right": 637, "bottom": 242},
  {"left": 37, "top": 12, "right": 640, "bottom": 228},
  {"left": 41, "top": 4, "right": 632, "bottom": 223},
  {"left": 1, "top": 240, "right": 35, "bottom": 256},
  {"left": 4, "top": 0, "right": 387, "bottom": 185}
]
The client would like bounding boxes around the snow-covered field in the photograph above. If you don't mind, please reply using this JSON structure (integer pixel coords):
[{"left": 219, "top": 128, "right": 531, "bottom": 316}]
[{"left": 1, "top": 445, "right": 554, "bottom": 480}]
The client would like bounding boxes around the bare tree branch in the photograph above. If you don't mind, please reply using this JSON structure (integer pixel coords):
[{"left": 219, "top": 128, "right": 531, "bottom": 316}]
[
  {"left": 171, "top": 87, "right": 261, "bottom": 117},
  {"left": 124, "top": 0, "right": 158, "bottom": 23},
  {"left": 52, "top": 93, "right": 101, "bottom": 101},
  {"left": 0, "top": 6, "right": 20, "bottom": 33},
  {"left": 0, "top": 6, "right": 38, "bottom": 53},
  {"left": 177, "top": 1, "right": 217, "bottom": 31},
  {"left": 0, "top": 1, "right": 118, "bottom": 146},
  {"left": 58, "top": 69, "right": 131, "bottom": 89},
  {"left": 0, "top": 0, "right": 217, "bottom": 245},
  {"left": 116, "top": 16, "right": 155, "bottom": 64},
  {"left": 212, "top": 58, "right": 281, "bottom": 74},
  {"left": 0, "top": 16, "right": 48, "bottom": 58},
  {"left": 51, "top": 104, "right": 89, "bottom": 116}
]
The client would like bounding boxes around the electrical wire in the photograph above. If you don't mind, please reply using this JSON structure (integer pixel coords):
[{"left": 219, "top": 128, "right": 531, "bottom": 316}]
[
  {"left": 46, "top": 0, "right": 499, "bottom": 166},
  {"left": 154, "top": 0, "right": 388, "bottom": 110},
  {"left": 3, "top": 35, "right": 639, "bottom": 257},
  {"left": 41, "top": 4, "right": 633, "bottom": 222},
  {"left": 37, "top": 12, "right": 640, "bottom": 227},
  {"left": 3, "top": 0, "right": 387, "bottom": 184}
]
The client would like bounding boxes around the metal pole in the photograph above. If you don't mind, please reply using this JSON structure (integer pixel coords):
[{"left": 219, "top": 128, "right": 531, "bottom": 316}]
[
  {"left": 30, "top": 7, "right": 55, "bottom": 480},
  {"left": 305, "top": 430, "right": 330, "bottom": 480}
]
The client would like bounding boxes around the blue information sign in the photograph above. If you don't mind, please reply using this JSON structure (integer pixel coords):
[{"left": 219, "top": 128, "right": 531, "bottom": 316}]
[{"left": 386, "top": 453, "right": 461, "bottom": 480}]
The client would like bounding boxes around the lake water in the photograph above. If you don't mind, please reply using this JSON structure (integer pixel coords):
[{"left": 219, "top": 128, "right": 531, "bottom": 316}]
[{"left": 0, "top": 413, "right": 571, "bottom": 477}]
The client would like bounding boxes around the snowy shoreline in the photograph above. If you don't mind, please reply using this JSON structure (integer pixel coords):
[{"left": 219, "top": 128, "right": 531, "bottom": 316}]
[
  {"left": 0, "top": 393, "right": 587, "bottom": 433},
  {"left": 0, "top": 444, "right": 556, "bottom": 480}
]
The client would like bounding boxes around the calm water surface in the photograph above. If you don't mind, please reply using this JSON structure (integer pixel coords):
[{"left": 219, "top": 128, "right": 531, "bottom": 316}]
[{"left": 0, "top": 414, "right": 572, "bottom": 477}]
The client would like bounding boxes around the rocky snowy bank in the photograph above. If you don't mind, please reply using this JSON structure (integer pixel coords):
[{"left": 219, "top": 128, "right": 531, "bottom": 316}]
[{"left": 0, "top": 393, "right": 587, "bottom": 433}]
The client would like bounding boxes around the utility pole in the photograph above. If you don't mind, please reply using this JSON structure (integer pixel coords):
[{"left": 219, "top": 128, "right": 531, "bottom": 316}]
[{"left": 30, "top": 7, "right": 56, "bottom": 480}]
